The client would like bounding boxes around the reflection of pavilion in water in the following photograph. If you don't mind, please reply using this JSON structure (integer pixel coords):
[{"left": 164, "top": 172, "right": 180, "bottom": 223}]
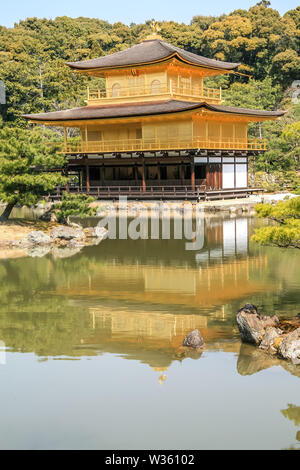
[
  {"left": 65, "top": 216, "right": 267, "bottom": 309},
  {"left": 69, "top": 216, "right": 268, "bottom": 307},
  {"left": 68, "top": 218, "right": 275, "bottom": 379},
  {"left": 196, "top": 217, "right": 249, "bottom": 262},
  {"left": 63, "top": 217, "right": 277, "bottom": 379},
  {"left": 82, "top": 305, "right": 241, "bottom": 379},
  {"left": 77, "top": 254, "right": 269, "bottom": 307}
]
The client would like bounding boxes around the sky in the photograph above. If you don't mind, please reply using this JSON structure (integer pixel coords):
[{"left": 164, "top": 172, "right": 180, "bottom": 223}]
[{"left": 1, "top": 0, "right": 299, "bottom": 28}]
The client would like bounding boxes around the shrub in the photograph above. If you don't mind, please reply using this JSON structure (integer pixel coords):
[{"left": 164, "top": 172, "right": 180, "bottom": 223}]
[
  {"left": 251, "top": 170, "right": 299, "bottom": 192},
  {"left": 54, "top": 192, "right": 97, "bottom": 224},
  {"left": 252, "top": 197, "right": 300, "bottom": 248}
]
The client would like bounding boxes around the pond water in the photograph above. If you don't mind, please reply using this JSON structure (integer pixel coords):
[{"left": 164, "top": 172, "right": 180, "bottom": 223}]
[{"left": 0, "top": 213, "right": 299, "bottom": 450}]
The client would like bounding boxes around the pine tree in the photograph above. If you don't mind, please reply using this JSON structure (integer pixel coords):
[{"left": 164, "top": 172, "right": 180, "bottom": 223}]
[
  {"left": 252, "top": 197, "right": 300, "bottom": 248},
  {"left": 54, "top": 192, "right": 97, "bottom": 224},
  {"left": 0, "top": 126, "right": 67, "bottom": 221}
]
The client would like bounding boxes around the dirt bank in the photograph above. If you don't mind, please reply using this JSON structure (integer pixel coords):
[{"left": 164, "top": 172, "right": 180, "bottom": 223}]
[{"left": 0, "top": 220, "right": 55, "bottom": 240}]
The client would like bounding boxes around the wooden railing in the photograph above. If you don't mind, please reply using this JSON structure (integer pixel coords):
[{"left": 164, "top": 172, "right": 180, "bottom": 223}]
[
  {"left": 87, "top": 83, "right": 222, "bottom": 104},
  {"left": 52, "top": 137, "right": 267, "bottom": 154},
  {"left": 88, "top": 179, "right": 205, "bottom": 187},
  {"left": 51, "top": 185, "right": 264, "bottom": 201}
]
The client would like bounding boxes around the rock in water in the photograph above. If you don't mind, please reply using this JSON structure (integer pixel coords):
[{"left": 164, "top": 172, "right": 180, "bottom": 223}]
[
  {"left": 21, "top": 231, "right": 51, "bottom": 246},
  {"left": 94, "top": 226, "right": 108, "bottom": 240},
  {"left": 26, "top": 245, "right": 51, "bottom": 258},
  {"left": 237, "top": 305, "right": 300, "bottom": 365},
  {"left": 259, "top": 327, "right": 283, "bottom": 354},
  {"left": 236, "top": 304, "right": 264, "bottom": 345},
  {"left": 278, "top": 328, "right": 300, "bottom": 365},
  {"left": 236, "top": 304, "right": 279, "bottom": 345},
  {"left": 50, "top": 226, "right": 84, "bottom": 241},
  {"left": 83, "top": 227, "right": 97, "bottom": 238},
  {"left": 182, "top": 329, "right": 204, "bottom": 348},
  {"left": 84, "top": 226, "right": 108, "bottom": 240},
  {"left": 51, "top": 246, "right": 82, "bottom": 259}
]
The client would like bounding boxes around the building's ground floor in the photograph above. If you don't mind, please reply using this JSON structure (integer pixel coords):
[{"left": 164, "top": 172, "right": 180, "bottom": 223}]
[
  {"left": 58, "top": 152, "right": 262, "bottom": 200},
  {"left": 67, "top": 153, "right": 248, "bottom": 189}
]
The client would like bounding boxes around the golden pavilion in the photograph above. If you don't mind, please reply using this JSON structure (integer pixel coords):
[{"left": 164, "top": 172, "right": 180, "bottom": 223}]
[{"left": 23, "top": 35, "right": 285, "bottom": 199}]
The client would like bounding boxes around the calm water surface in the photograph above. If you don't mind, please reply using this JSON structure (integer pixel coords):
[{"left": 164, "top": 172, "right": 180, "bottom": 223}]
[{"left": 0, "top": 214, "right": 299, "bottom": 450}]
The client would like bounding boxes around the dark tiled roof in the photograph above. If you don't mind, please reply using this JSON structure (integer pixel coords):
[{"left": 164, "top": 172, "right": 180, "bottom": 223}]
[
  {"left": 210, "top": 103, "right": 286, "bottom": 117},
  {"left": 66, "top": 39, "right": 239, "bottom": 71},
  {"left": 22, "top": 100, "right": 285, "bottom": 122}
]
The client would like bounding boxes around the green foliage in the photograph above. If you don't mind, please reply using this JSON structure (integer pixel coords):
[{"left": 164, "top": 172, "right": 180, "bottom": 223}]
[
  {"left": 252, "top": 225, "right": 300, "bottom": 248},
  {"left": 0, "top": 126, "right": 67, "bottom": 219},
  {"left": 255, "top": 197, "right": 300, "bottom": 222},
  {"left": 243, "top": 104, "right": 300, "bottom": 173},
  {"left": 0, "top": 5, "right": 299, "bottom": 122},
  {"left": 224, "top": 78, "right": 282, "bottom": 110},
  {"left": 0, "top": 253, "right": 98, "bottom": 357},
  {"left": 200, "top": 4, "right": 300, "bottom": 82},
  {"left": 0, "top": 6, "right": 298, "bottom": 181},
  {"left": 54, "top": 192, "right": 97, "bottom": 223},
  {"left": 255, "top": 122, "right": 299, "bottom": 172},
  {"left": 250, "top": 170, "right": 299, "bottom": 192},
  {"left": 252, "top": 197, "right": 300, "bottom": 248}
]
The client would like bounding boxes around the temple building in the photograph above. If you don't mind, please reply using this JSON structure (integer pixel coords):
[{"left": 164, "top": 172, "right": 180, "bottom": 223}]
[{"left": 23, "top": 34, "right": 285, "bottom": 199}]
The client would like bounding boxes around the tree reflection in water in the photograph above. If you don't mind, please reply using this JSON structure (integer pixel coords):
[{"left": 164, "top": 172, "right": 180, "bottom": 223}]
[{"left": 0, "top": 215, "right": 299, "bottom": 375}]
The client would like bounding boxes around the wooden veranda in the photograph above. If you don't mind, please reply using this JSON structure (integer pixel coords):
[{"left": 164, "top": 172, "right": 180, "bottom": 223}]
[{"left": 51, "top": 184, "right": 264, "bottom": 201}]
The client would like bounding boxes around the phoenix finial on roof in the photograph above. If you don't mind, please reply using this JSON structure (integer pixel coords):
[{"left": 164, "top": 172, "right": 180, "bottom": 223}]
[{"left": 142, "top": 21, "right": 163, "bottom": 41}]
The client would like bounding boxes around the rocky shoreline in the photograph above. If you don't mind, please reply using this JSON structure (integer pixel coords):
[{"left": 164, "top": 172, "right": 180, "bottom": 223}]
[
  {"left": 236, "top": 304, "right": 300, "bottom": 365},
  {"left": 182, "top": 304, "right": 300, "bottom": 366},
  {"left": 1, "top": 192, "right": 296, "bottom": 222},
  {"left": 0, "top": 223, "right": 108, "bottom": 258}
]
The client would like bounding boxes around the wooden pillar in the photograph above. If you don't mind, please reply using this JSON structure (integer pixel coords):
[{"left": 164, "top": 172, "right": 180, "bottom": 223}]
[
  {"left": 234, "top": 159, "right": 236, "bottom": 189},
  {"left": 85, "top": 125, "right": 88, "bottom": 153},
  {"left": 134, "top": 164, "right": 138, "bottom": 183},
  {"left": 218, "top": 163, "right": 222, "bottom": 189},
  {"left": 157, "top": 162, "right": 161, "bottom": 182},
  {"left": 191, "top": 161, "right": 195, "bottom": 189},
  {"left": 100, "top": 164, "right": 104, "bottom": 184},
  {"left": 85, "top": 159, "right": 90, "bottom": 193},
  {"left": 142, "top": 159, "right": 146, "bottom": 191},
  {"left": 180, "top": 162, "right": 185, "bottom": 184},
  {"left": 65, "top": 173, "right": 70, "bottom": 193}
]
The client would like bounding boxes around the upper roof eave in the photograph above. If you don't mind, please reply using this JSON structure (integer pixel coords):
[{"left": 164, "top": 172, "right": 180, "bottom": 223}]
[
  {"left": 66, "top": 54, "right": 241, "bottom": 73},
  {"left": 66, "top": 39, "right": 240, "bottom": 73}
]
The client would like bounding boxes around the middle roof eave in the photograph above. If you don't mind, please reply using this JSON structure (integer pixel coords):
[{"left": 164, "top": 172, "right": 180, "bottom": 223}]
[{"left": 22, "top": 100, "right": 286, "bottom": 123}]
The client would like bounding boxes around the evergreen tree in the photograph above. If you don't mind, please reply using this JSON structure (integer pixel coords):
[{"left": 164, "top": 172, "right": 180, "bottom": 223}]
[
  {"left": 252, "top": 197, "right": 300, "bottom": 248},
  {"left": 54, "top": 192, "right": 97, "bottom": 224},
  {"left": 0, "top": 126, "right": 67, "bottom": 220}
]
